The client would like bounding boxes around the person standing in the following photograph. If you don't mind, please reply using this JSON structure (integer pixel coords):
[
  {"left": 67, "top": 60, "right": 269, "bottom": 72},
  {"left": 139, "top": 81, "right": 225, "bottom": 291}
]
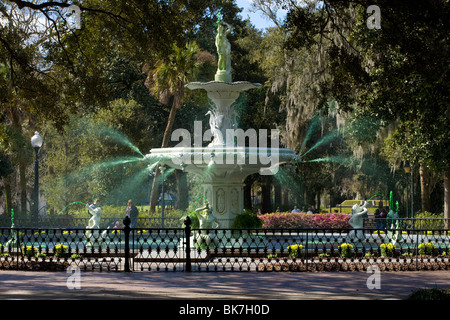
[{"left": 125, "top": 200, "right": 139, "bottom": 228}]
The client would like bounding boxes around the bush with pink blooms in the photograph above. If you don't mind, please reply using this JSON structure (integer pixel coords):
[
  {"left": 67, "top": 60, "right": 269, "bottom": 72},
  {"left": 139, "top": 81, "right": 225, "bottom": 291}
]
[{"left": 258, "top": 212, "right": 351, "bottom": 229}]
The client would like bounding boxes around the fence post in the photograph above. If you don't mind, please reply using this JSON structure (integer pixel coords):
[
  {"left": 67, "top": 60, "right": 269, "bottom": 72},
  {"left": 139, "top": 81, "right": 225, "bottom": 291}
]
[
  {"left": 184, "top": 216, "right": 192, "bottom": 272},
  {"left": 305, "top": 229, "right": 309, "bottom": 270},
  {"left": 123, "top": 215, "right": 131, "bottom": 272}
]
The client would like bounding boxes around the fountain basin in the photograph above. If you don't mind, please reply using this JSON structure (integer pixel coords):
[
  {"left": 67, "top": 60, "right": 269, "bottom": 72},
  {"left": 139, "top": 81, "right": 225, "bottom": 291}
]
[{"left": 146, "top": 146, "right": 301, "bottom": 227}]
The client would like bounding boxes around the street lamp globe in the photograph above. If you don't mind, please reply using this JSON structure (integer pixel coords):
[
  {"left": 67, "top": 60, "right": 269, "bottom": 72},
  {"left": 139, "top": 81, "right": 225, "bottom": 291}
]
[
  {"left": 31, "top": 131, "right": 43, "bottom": 149},
  {"left": 403, "top": 161, "right": 411, "bottom": 174}
]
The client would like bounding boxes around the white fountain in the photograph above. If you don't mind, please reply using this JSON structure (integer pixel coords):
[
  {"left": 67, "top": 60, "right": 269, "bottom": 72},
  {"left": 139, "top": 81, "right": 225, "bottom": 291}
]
[{"left": 147, "top": 17, "right": 300, "bottom": 228}]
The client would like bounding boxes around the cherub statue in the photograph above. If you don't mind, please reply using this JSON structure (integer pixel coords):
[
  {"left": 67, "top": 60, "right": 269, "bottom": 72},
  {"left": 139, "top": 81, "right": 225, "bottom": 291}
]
[{"left": 193, "top": 201, "right": 220, "bottom": 248}]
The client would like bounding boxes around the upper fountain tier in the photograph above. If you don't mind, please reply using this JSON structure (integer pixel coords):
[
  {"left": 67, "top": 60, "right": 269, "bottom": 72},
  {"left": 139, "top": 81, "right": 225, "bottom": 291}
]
[{"left": 185, "top": 81, "right": 261, "bottom": 147}]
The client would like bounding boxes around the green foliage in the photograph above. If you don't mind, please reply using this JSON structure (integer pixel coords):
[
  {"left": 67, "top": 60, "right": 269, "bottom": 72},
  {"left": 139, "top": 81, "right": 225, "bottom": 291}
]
[
  {"left": 180, "top": 210, "right": 200, "bottom": 229},
  {"left": 231, "top": 209, "right": 262, "bottom": 229},
  {"left": 407, "top": 288, "right": 450, "bottom": 300},
  {"left": 287, "top": 244, "right": 304, "bottom": 258},
  {"left": 339, "top": 243, "right": 353, "bottom": 258},
  {"left": 54, "top": 244, "right": 68, "bottom": 258},
  {"left": 418, "top": 242, "right": 435, "bottom": 256},
  {"left": 21, "top": 246, "right": 37, "bottom": 258}
]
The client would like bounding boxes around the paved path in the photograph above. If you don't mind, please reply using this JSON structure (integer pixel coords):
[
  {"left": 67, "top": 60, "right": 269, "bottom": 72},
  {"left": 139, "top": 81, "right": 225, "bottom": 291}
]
[{"left": 0, "top": 270, "right": 449, "bottom": 300}]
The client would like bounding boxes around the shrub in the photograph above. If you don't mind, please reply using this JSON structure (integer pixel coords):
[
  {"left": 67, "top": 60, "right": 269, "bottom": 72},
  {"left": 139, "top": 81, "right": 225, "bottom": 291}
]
[
  {"left": 54, "top": 244, "right": 68, "bottom": 258},
  {"left": 22, "top": 246, "right": 37, "bottom": 258},
  {"left": 380, "top": 243, "right": 395, "bottom": 257},
  {"left": 259, "top": 212, "right": 351, "bottom": 229},
  {"left": 418, "top": 242, "right": 435, "bottom": 255},
  {"left": 287, "top": 244, "right": 304, "bottom": 258},
  {"left": 407, "top": 288, "right": 450, "bottom": 300},
  {"left": 232, "top": 210, "right": 262, "bottom": 229},
  {"left": 339, "top": 243, "right": 353, "bottom": 258}
]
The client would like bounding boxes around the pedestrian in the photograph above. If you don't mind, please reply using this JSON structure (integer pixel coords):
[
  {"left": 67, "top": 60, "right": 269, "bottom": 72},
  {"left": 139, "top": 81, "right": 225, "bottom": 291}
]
[
  {"left": 125, "top": 200, "right": 139, "bottom": 228},
  {"left": 379, "top": 207, "right": 388, "bottom": 229},
  {"left": 292, "top": 206, "right": 300, "bottom": 213}
]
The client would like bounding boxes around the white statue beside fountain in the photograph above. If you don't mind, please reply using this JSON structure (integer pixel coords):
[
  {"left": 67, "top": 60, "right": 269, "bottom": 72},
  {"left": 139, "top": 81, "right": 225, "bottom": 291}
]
[
  {"left": 86, "top": 200, "right": 102, "bottom": 230},
  {"left": 85, "top": 200, "right": 102, "bottom": 245},
  {"left": 193, "top": 201, "right": 221, "bottom": 248},
  {"left": 347, "top": 201, "right": 368, "bottom": 245}
]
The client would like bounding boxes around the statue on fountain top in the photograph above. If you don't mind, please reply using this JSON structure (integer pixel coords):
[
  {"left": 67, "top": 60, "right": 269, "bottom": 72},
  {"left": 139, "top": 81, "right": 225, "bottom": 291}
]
[{"left": 215, "top": 14, "right": 232, "bottom": 83}]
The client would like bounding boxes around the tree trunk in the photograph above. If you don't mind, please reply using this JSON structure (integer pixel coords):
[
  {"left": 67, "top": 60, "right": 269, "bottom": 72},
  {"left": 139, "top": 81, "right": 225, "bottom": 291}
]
[
  {"left": 175, "top": 169, "right": 188, "bottom": 211},
  {"left": 149, "top": 87, "right": 183, "bottom": 213},
  {"left": 419, "top": 164, "right": 432, "bottom": 213},
  {"left": 4, "top": 176, "right": 13, "bottom": 223},
  {"left": 261, "top": 178, "right": 272, "bottom": 214},
  {"left": 19, "top": 161, "right": 27, "bottom": 216},
  {"left": 243, "top": 175, "right": 257, "bottom": 210},
  {"left": 444, "top": 169, "right": 450, "bottom": 229},
  {"left": 274, "top": 180, "right": 282, "bottom": 208}
]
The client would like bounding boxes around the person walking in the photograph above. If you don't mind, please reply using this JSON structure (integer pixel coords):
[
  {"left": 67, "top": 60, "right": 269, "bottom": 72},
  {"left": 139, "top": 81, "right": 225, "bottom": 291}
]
[{"left": 125, "top": 200, "right": 139, "bottom": 228}]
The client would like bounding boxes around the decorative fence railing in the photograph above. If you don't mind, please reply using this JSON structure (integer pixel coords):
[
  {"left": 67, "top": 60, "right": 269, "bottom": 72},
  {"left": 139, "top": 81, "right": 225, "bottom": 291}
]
[{"left": 1, "top": 217, "right": 449, "bottom": 272}]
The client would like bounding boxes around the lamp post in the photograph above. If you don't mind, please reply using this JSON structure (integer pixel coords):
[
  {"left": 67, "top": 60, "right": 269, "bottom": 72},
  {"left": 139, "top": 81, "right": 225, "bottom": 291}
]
[
  {"left": 160, "top": 165, "right": 166, "bottom": 229},
  {"left": 31, "top": 131, "right": 43, "bottom": 224}
]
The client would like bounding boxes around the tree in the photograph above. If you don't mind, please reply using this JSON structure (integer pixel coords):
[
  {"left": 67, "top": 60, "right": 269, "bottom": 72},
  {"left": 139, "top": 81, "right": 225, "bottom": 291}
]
[
  {"left": 145, "top": 41, "right": 203, "bottom": 213},
  {"left": 283, "top": 0, "right": 450, "bottom": 219}
]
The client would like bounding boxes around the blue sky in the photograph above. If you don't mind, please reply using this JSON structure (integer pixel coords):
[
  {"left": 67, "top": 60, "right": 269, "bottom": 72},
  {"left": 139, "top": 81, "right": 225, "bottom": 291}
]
[{"left": 235, "top": 0, "right": 284, "bottom": 30}]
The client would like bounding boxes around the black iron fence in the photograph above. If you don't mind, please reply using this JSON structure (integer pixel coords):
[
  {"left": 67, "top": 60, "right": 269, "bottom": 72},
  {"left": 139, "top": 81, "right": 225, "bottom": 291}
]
[{"left": 1, "top": 218, "right": 449, "bottom": 272}]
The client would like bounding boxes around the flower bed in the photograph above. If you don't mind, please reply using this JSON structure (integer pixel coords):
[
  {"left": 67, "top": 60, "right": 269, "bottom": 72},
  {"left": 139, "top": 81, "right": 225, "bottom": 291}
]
[
  {"left": 257, "top": 256, "right": 450, "bottom": 272},
  {"left": 258, "top": 212, "right": 351, "bottom": 229}
]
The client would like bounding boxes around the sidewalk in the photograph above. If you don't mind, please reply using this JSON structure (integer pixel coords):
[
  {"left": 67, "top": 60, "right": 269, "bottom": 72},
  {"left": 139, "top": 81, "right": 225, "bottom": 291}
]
[{"left": 0, "top": 270, "right": 449, "bottom": 300}]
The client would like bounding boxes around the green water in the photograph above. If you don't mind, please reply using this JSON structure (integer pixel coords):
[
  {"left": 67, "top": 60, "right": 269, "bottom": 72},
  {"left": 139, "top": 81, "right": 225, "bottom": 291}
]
[
  {"left": 299, "top": 116, "right": 321, "bottom": 155},
  {"left": 87, "top": 123, "right": 144, "bottom": 157},
  {"left": 306, "top": 155, "right": 354, "bottom": 166},
  {"left": 301, "top": 129, "right": 339, "bottom": 157}
]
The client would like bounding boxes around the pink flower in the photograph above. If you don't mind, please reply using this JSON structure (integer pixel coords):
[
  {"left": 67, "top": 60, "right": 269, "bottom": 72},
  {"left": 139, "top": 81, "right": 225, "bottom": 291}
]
[{"left": 259, "top": 212, "right": 351, "bottom": 229}]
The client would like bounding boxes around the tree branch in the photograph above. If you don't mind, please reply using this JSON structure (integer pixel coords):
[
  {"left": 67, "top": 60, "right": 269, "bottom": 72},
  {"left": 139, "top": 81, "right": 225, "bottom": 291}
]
[{"left": 9, "top": 0, "right": 130, "bottom": 23}]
